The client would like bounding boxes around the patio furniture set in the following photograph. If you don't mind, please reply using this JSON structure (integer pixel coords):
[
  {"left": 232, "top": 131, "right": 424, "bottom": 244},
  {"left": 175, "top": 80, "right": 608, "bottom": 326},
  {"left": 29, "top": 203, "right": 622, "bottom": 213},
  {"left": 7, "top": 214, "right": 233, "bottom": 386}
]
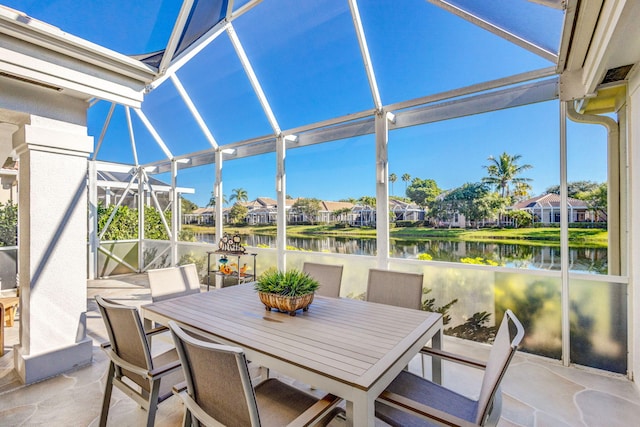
[{"left": 96, "top": 262, "right": 524, "bottom": 426}]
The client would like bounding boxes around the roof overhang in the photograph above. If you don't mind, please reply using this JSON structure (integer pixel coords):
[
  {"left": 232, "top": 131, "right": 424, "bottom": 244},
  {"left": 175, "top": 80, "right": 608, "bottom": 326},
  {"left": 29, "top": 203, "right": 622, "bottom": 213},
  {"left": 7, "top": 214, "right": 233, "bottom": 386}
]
[
  {"left": 0, "top": 6, "right": 157, "bottom": 108},
  {"left": 558, "top": 0, "right": 640, "bottom": 106}
]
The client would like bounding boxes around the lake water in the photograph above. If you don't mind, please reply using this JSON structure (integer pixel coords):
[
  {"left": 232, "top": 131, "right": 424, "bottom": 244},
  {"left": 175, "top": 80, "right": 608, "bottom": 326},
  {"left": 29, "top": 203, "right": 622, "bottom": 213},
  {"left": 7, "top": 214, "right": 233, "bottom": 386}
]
[{"left": 195, "top": 233, "right": 608, "bottom": 274}]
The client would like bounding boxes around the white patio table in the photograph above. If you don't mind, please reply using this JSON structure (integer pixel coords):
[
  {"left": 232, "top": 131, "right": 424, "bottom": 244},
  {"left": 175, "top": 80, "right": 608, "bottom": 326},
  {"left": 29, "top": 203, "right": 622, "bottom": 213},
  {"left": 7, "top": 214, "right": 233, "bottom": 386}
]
[{"left": 142, "top": 283, "right": 443, "bottom": 426}]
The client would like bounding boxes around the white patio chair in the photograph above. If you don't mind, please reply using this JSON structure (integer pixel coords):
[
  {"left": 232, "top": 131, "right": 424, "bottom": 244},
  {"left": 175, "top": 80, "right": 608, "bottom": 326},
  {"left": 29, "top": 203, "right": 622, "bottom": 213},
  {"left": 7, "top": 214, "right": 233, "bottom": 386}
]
[{"left": 147, "top": 263, "right": 201, "bottom": 303}]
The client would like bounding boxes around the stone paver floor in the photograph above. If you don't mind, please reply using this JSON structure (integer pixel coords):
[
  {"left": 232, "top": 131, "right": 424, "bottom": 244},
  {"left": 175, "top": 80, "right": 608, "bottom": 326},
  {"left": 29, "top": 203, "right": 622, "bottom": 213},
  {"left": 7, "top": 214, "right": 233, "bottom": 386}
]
[{"left": 1, "top": 274, "right": 639, "bottom": 426}]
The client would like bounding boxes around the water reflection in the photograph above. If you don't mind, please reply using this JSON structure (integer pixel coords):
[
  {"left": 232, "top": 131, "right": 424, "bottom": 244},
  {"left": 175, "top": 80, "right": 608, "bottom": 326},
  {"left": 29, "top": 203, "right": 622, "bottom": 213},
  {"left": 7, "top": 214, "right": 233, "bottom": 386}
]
[{"left": 196, "top": 233, "right": 608, "bottom": 274}]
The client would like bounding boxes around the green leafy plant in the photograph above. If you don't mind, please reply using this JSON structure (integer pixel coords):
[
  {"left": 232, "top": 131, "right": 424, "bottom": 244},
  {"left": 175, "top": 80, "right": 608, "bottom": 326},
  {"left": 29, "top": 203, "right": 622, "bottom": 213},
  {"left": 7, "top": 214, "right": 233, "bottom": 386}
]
[
  {"left": 0, "top": 200, "right": 18, "bottom": 247},
  {"left": 97, "top": 203, "right": 170, "bottom": 241},
  {"left": 255, "top": 267, "right": 319, "bottom": 297}
]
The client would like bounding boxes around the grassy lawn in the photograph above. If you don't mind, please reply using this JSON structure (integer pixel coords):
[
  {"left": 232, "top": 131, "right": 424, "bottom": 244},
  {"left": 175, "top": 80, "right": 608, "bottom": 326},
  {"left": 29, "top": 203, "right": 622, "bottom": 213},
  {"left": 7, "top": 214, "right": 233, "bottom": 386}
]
[{"left": 183, "top": 223, "right": 608, "bottom": 247}]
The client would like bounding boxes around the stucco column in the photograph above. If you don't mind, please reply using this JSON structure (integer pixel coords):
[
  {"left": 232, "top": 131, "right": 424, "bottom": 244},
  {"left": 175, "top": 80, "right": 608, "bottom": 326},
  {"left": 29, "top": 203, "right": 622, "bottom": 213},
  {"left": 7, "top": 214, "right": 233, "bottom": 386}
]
[{"left": 12, "top": 115, "right": 93, "bottom": 384}]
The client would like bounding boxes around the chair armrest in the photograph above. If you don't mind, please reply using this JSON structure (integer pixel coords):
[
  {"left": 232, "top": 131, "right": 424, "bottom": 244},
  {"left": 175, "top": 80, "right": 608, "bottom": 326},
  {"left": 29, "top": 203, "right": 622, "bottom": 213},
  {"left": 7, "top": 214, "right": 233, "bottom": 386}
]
[
  {"left": 103, "top": 349, "right": 150, "bottom": 377},
  {"left": 145, "top": 325, "right": 169, "bottom": 337},
  {"left": 174, "top": 389, "right": 222, "bottom": 427},
  {"left": 103, "top": 347, "right": 181, "bottom": 379},
  {"left": 148, "top": 358, "right": 182, "bottom": 378},
  {"left": 420, "top": 347, "right": 486, "bottom": 369},
  {"left": 288, "top": 393, "right": 343, "bottom": 427},
  {"left": 378, "top": 390, "right": 477, "bottom": 427},
  {"left": 172, "top": 381, "right": 188, "bottom": 394}
]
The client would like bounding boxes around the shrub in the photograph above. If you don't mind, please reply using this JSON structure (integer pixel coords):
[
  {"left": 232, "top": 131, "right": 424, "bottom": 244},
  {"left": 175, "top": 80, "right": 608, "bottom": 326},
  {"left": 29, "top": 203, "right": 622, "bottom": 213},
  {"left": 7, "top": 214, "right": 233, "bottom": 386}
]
[
  {"left": 97, "top": 203, "right": 170, "bottom": 240},
  {"left": 395, "top": 220, "right": 424, "bottom": 228},
  {"left": 255, "top": 268, "right": 319, "bottom": 296},
  {"left": 0, "top": 201, "right": 17, "bottom": 247}
]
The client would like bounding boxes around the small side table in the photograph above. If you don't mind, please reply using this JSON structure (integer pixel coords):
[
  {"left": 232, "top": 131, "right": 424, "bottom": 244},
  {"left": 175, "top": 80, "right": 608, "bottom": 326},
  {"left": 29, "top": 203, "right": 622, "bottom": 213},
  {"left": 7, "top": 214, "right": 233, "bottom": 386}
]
[{"left": 206, "top": 251, "right": 257, "bottom": 290}]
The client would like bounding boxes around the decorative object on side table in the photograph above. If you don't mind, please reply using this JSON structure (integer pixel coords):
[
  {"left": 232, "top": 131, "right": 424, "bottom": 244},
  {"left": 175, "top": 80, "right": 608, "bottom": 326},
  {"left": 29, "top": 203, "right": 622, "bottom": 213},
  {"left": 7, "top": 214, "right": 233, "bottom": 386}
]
[
  {"left": 218, "top": 233, "right": 246, "bottom": 253},
  {"left": 207, "top": 233, "right": 257, "bottom": 290},
  {"left": 254, "top": 268, "right": 319, "bottom": 316}
]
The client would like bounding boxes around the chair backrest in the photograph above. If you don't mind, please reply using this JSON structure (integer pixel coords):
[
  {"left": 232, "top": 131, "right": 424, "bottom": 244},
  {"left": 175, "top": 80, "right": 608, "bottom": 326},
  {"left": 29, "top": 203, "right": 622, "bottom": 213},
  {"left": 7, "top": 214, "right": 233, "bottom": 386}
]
[
  {"left": 95, "top": 295, "right": 153, "bottom": 391},
  {"left": 148, "top": 263, "right": 201, "bottom": 302},
  {"left": 366, "top": 269, "right": 423, "bottom": 310},
  {"left": 475, "top": 309, "right": 525, "bottom": 424},
  {"left": 168, "top": 321, "right": 260, "bottom": 426},
  {"left": 303, "top": 262, "right": 343, "bottom": 298}
]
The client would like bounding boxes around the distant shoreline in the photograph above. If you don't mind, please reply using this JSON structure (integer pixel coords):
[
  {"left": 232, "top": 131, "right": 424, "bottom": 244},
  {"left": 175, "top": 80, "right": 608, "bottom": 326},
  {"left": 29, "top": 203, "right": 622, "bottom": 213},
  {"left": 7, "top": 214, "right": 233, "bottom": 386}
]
[{"left": 183, "top": 224, "right": 608, "bottom": 248}]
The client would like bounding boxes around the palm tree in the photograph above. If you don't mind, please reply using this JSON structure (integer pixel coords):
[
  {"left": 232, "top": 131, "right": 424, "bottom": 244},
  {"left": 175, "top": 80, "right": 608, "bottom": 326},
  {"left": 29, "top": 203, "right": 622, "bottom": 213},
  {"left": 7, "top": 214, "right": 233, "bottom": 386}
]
[
  {"left": 207, "top": 192, "right": 227, "bottom": 207},
  {"left": 358, "top": 196, "right": 376, "bottom": 207},
  {"left": 402, "top": 173, "right": 411, "bottom": 192},
  {"left": 389, "top": 173, "right": 397, "bottom": 195},
  {"left": 513, "top": 182, "right": 532, "bottom": 201},
  {"left": 229, "top": 188, "right": 249, "bottom": 203},
  {"left": 482, "top": 153, "right": 532, "bottom": 198}
]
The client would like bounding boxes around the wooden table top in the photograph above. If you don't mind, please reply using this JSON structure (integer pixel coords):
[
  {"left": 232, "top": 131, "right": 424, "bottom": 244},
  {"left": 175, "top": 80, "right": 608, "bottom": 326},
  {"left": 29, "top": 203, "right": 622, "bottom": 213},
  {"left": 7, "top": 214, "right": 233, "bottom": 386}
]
[{"left": 143, "top": 283, "right": 442, "bottom": 391}]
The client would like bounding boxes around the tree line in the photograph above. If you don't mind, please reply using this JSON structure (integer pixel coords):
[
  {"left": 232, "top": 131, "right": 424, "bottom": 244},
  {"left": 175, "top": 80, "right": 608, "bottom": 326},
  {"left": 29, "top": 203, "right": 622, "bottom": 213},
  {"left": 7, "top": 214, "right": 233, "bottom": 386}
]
[{"left": 184, "top": 152, "right": 606, "bottom": 227}]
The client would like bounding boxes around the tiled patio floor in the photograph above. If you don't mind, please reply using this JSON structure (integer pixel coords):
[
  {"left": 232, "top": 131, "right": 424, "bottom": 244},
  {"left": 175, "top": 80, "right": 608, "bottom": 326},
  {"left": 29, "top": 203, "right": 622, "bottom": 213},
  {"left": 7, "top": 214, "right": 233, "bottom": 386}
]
[{"left": 1, "top": 274, "right": 639, "bottom": 426}]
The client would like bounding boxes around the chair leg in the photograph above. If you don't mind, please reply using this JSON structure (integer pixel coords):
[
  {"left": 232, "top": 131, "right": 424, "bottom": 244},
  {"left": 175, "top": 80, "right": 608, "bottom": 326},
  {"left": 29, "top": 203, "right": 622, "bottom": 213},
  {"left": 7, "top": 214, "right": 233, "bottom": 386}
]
[
  {"left": 99, "top": 363, "right": 115, "bottom": 427},
  {"left": 182, "top": 408, "right": 193, "bottom": 427},
  {"left": 145, "top": 379, "right": 162, "bottom": 427},
  {"left": 485, "top": 389, "right": 503, "bottom": 427}
]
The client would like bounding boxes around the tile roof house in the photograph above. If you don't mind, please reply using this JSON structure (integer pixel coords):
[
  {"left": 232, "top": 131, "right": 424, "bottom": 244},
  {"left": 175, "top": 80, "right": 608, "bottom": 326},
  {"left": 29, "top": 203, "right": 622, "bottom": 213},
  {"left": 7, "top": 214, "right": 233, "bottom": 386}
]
[{"left": 510, "top": 193, "right": 604, "bottom": 223}]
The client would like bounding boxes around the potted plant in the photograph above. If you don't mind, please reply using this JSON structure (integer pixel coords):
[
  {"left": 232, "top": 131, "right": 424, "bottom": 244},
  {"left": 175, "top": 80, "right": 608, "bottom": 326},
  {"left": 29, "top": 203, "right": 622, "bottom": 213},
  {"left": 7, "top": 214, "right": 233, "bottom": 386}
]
[{"left": 254, "top": 268, "right": 319, "bottom": 316}]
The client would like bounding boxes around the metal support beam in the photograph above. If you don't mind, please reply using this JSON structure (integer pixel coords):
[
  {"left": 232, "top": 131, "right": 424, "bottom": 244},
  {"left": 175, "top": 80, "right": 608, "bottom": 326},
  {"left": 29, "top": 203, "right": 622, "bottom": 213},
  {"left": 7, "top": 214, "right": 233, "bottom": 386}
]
[
  {"left": 152, "top": 22, "right": 230, "bottom": 89},
  {"left": 393, "top": 79, "right": 558, "bottom": 129},
  {"left": 141, "top": 168, "right": 173, "bottom": 241},
  {"left": 276, "top": 135, "right": 287, "bottom": 271},
  {"left": 88, "top": 160, "right": 98, "bottom": 279},
  {"left": 427, "top": 0, "right": 558, "bottom": 63},
  {"left": 375, "top": 111, "right": 393, "bottom": 269},
  {"left": 227, "top": 23, "right": 281, "bottom": 134},
  {"left": 98, "top": 171, "right": 138, "bottom": 241},
  {"left": 170, "top": 74, "right": 219, "bottom": 149},
  {"left": 171, "top": 159, "right": 179, "bottom": 265},
  {"left": 125, "top": 106, "right": 139, "bottom": 166},
  {"left": 133, "top": 108, "right": 174, "bottom": 159},
  {"left": 140, "top": 76, "right": 558, "bottom": 171},
  {"left": 559, "top": 101, "right": 570, "bottom": 367},
  {"left": 158, "top": 0, "right": 195, "bottom": 74},
  {"left": 214, "top": 150, "right": 224, "bottom": 243},
  {"left": 137, "top": 166, "right": 145, "bottom": 272},
  {"left": 348, "top": 0, "right": 382, "bottom": 110},
  {"left": 92, "top": 102, "right": 115, "bottom": 161},
  {"left": 150, "top": 0, "right": 263, "bottom": 89}
]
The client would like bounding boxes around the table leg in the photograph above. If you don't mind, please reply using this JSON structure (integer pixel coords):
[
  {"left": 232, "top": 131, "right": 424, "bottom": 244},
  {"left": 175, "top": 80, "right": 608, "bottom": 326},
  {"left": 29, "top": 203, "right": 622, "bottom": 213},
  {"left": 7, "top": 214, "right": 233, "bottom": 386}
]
[
  {"left": 432, "top": 328, "right": 443, "bottom": 384},
  {"left": 206, "top": 253, "right": 211, "bottom": 291},
  {"left": 346, "top": 395, "right": 375, "bottom": 427}
]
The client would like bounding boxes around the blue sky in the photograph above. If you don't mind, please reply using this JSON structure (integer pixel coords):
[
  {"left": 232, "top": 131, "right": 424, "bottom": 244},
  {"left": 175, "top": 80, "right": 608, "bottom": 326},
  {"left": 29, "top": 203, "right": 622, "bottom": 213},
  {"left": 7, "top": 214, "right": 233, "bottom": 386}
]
[{"left": 4, "top": 0, "right": 607, "bottom": 206}]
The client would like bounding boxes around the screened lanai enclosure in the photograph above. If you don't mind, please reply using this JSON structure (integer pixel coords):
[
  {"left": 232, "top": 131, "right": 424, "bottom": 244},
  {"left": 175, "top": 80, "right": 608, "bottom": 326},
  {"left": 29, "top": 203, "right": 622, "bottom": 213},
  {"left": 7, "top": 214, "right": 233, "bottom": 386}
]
[{"left": 1, "top": 0, "right": 639, "bottom": 386}]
